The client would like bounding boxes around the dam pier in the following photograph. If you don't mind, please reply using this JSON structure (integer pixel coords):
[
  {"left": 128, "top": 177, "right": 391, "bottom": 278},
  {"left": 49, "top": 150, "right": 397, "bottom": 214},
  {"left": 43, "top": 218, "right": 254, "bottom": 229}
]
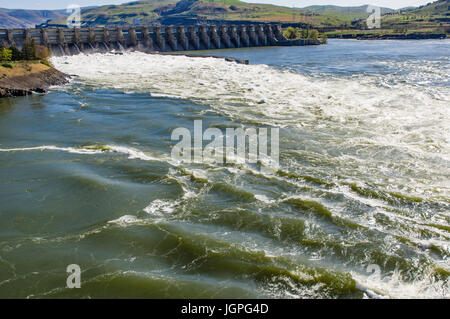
[{"left": 0, "top": 24, "right": 319, "bottom": 56}]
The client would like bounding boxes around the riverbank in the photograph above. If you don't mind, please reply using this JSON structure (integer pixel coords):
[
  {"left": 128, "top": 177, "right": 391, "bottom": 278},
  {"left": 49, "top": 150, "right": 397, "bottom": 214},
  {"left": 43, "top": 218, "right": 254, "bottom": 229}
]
[
  {"left": 0, "top": 61, "right": 69, "bottom": 98},
  {"left": 326, "top": 31, "right": 447, "bottom": 40}
]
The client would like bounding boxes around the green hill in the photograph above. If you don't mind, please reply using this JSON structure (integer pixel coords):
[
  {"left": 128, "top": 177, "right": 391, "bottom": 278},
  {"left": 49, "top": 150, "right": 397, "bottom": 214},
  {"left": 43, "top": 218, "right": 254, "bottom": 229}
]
[
  {"left": 3, "top": 0, "right": 448, "bottom": 36},
  {"left": 38, "top": 0, "right": 381, "bottom": 28},
  {"left": 302, "top": 5, "right": 394, "bottom": 15},
  {"left": 375, "top": 0, "right": 449, "bottom": 31},
  {"left": 324, "top": 0, "right": 449, "bottom": 38},
  {"left": 300, "top": 4, "right": 395, "bottom": 28}
]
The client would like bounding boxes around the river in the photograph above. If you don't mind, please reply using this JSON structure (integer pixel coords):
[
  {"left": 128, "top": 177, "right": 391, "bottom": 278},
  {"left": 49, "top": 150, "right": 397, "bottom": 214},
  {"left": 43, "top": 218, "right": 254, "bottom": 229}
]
[{"left": 0, "top": 39, "right": 448, "bottom": 298}]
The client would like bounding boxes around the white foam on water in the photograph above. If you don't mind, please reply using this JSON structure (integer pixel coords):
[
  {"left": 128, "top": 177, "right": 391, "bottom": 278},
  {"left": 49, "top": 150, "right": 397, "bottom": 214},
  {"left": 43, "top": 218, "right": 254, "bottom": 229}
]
[
  {"left": 50, "top": 52, "right": 450, "bottom": 168},
  {"left": 48, "top": 51, "right": 450, "bottom": 299},
  {"left": 255, "top": 194, "right": 276, "bottom": 204},
  {"left": 0, "top": 144, "right": 166, "bottom": 162},
  {"left": 106, "top": 145, "right": 164, "bottom": 162},
  {"left": 108, "top": 215, "right": 144, "bottom": 226},
  {"left": 143, "top": 199, "right": 179, "bottom": 216},
  {"left": 353, "top": 269, "right": 450, "bottom": 299},
  {"left": 0, "top": 145, "right": 103, "bottom": 154}
]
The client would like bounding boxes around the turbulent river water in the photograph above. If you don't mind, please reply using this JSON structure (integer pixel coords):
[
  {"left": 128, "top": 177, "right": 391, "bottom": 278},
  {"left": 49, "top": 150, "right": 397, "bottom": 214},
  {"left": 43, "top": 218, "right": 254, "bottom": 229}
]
[{"left": 0, "top": 39, "right": 449, "bottom": 298}]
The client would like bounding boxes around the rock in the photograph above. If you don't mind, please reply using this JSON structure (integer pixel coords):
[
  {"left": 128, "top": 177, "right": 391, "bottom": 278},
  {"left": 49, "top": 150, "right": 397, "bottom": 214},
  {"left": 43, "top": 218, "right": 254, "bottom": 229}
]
[{"left": 0, "top": 67, "right": 70, "bottom": 98}]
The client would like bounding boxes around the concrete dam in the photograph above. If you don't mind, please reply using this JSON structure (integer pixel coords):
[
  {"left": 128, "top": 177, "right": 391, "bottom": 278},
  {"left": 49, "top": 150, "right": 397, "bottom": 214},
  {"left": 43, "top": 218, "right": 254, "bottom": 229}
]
[{"left": 0, "top": 24, "right": 317, "bottom": 56}]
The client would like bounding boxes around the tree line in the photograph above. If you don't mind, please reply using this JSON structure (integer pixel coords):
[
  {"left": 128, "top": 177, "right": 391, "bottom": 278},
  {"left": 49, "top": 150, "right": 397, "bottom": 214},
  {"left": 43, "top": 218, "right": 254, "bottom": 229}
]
[
  {"left": 283, "top": 27, "right": 328, "bottom": 44},
  {"left": 0, "top": 40, "right": 50, "bottom": 62}
]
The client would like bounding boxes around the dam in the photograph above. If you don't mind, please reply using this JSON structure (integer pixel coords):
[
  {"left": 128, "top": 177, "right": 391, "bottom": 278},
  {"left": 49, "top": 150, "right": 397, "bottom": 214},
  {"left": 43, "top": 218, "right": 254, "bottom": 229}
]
[{"left": 0, "top": 24, "right": 318, "bottom": 56}]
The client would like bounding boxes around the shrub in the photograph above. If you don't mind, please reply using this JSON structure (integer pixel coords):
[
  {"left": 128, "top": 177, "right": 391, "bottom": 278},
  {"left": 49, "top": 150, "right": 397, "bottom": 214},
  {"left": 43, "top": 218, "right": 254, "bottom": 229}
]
[
  {"left": 283, "top": 27, "right": 298, "bottom": 40},
  {"left": 309, "top": 30, "right": 319, "bottom": 41},
  {"left": 1, "top": 63, "right": 13, "bottom": 69},
  {"left": 0, "top": 47, "right": 12, "bottom": 61},
  {"left": 320, "top": 34, "right": 328, "bottom": 44},
  {"left": 35, "top": 44, "right": 51, "bottom": 60},
  {"left": 40, "top": 60, "right": 51, "bottom": 67},
  {"left": 9, "top": 46, "right": 22, "bottom": 61},
  {"left": 300, "top": 29, "right": 309, "bottom": 39}
]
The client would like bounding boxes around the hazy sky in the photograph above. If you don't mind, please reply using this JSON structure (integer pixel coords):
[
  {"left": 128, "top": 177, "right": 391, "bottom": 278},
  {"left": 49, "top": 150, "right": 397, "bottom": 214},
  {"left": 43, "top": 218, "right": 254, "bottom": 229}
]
[{"left": 0, "top": 0, "right": 436, "bottom": 10}]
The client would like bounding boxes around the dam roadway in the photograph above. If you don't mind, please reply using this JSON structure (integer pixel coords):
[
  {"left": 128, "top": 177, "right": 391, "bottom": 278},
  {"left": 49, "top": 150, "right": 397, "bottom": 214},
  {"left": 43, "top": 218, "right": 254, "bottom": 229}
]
[{"left": 0, "top": 24, "right": 319, "bottom": 56}]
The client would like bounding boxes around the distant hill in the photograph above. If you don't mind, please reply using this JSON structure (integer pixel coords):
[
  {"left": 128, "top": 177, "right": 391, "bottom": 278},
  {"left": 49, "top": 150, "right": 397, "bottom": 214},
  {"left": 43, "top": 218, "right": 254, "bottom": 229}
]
[
  {"left": 0, "top": 8, "right": 69, "bottom": 29},
  {"left": 404, "top": 0, "right": 449, "bottom": 15},
  {"left": 397, "top": 7, "right": 417, "bottom": 12},
  {"left": 378, "top": 0, "right": 449, "bottom": 30},
  {"left": 300, "top": 4, "right": 396, "bottom": 28},
  {"left": 1, "top": 0, "right": 447, "bottom": 34},
  {"left": 1, "top": 1, "right": 400, "bottom": 29},
  {"left": 302, "top": 5, "right": 395, "bottom": 15},
  {"left": 35, "top": 0, "right": 393, "bottom": 27},
  {"left": 35, "top": 0, "right": 386, "bottom": 28},
  {"left": 41, "top": 0, "right": 180, "bottom": 27}
]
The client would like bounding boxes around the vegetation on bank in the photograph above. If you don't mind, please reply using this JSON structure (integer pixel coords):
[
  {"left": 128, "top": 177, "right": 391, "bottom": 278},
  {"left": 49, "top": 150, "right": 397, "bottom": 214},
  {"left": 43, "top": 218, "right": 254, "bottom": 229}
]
[
  {"left": 380, "top": 0, "right": 449, "bottom": 31},
  {"left": 0, "top": 61, "right": 51, "bottom": 79},
  {"left": 324, "top": 27, "right": 449, "bottom": 39},
  {"left": 0, "top": 40, "right": 52, "bottom": 78},
  {"left": 283, "top": 27, "right": 328, "bottom": 43},
  {"left": 324, "top": 0, "right": 450, "bottom": 39},
  {"left": 0, "top": 40, "right": 51, "bottom": 62}
]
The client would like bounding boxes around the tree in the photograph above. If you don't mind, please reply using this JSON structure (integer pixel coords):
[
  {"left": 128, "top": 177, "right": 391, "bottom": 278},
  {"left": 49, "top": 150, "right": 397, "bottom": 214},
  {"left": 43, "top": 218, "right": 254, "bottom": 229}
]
[
  {"left": 283, "top": 27, "right": 297, "bottom": 40},
  {"left": 309, "top": 29, "right": 319, "bottom": 41},
  {"left": 9, "top": 46, "right": 22, "bottom": 61},
  {"left": 21, "top": 39, "right": 37, "bottom": 60},
  {"left": 35, "top": 44, "right": 50, "bottom": 60},
  {"left": 0, "top": 47, "right": 12, "bottom": 61},
  {"left": 300, "top": 28, "right": 309, "bottom": 39}
]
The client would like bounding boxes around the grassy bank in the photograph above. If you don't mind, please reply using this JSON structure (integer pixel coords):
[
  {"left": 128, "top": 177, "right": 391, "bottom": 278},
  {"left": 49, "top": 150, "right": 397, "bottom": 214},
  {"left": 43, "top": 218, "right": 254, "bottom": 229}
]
[
  {"left": 0, "top": 61, "right": 51, "bottom": 79},
  {"left": 324, "top": 28, "right": 449, "bottom": 39},
  {"left": 1, "top": 39, "right": 53, "bottom": 79}
]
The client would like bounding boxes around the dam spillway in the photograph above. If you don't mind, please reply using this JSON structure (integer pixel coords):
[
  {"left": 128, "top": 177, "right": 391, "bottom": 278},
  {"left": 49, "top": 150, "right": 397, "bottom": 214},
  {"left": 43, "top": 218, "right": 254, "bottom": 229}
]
[{"left": 0, "top": 24, "right": 318, "bottom": 56}]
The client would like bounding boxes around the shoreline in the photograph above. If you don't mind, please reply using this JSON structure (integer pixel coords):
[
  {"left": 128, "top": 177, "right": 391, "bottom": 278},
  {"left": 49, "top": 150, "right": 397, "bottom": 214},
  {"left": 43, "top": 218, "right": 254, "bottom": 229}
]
[
  {"left": 327, "top": 33, "right": 447, "bottom": 40},
  {"left": 0, "top": 67, "right": 70, "bottom": 98}
]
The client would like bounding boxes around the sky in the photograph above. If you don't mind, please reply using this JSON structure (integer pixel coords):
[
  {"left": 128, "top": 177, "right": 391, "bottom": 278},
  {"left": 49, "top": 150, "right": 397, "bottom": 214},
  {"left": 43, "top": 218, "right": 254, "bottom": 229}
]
[{"left": 0, "top": 0, "right": 436, "bottom": 10}]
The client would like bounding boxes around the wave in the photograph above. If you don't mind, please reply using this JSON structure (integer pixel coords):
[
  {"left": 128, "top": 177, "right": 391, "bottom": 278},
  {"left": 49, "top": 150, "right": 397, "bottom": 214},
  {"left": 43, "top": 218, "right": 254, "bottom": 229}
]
[
  {"left": 43, "top": 51, "right": 450, "bottom": 299},
  {"left": 50, "top": 52, "right": 450, "bottom": 176},
  {"left": 0, "top": 144, "right": 165, "bottom": 162}
]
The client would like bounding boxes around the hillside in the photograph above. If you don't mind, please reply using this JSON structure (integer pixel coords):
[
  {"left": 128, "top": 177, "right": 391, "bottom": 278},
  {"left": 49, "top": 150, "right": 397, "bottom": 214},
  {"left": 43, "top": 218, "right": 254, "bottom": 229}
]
[
  {"left": 37, "top": 0, "right": 383, "bottom": 28},
  {"left": 0, "top": 8, "right": 68, "bottom": 29},
  {"left": 37, "top": 0, "right": 177, "bottom": 27},
  {"left": 381, "top": 0, "right": 449, "bottom": 30},
  {"left": 2, "top": 0, "right": 448, "bottom": 34},
  {"left": 303, "top": 5, "right": 394, "bottom": 15},
  {"left": 300, "top": 4, "right": 395, "bottom": 28}
]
